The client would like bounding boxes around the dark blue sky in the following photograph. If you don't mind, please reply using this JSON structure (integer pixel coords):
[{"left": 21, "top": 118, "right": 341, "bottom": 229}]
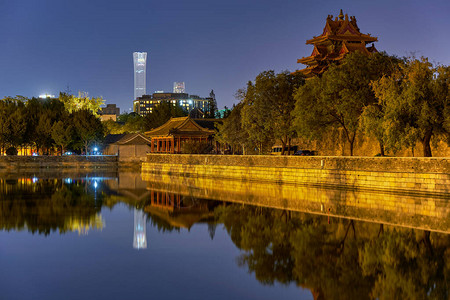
[{"left": 1, "top": 0, "right": 449, "bottom": 112}]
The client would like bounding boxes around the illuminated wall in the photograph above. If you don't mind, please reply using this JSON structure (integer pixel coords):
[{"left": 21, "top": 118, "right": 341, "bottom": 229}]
[{"left": 133, "top": 52, "right": 147, "bottom": 100}]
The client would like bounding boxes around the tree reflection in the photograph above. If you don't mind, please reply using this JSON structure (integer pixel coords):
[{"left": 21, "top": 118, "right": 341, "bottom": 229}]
[
  {"left": 215, "top": 205, "right": 450, "bottom": 300},
  {"left": 0, "top": 178, "right": 104, "bottom": 235}
]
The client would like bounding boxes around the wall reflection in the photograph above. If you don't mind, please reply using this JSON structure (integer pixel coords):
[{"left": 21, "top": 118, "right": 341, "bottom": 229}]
[{"left": 141, "top": 172, "right": 450, "bottom": 234}]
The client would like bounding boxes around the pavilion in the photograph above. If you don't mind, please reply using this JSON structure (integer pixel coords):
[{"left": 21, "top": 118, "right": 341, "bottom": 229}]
[{"left": 144, "top": 116, "right": 221, "bottom": 154}]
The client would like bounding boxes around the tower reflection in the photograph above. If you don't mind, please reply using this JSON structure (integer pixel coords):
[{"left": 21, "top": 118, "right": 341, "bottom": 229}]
[{"left": 133, "top": 208, "right": 147, "bottom": 249}]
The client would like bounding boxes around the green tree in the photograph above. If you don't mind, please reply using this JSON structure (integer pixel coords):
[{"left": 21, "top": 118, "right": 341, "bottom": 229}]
[
  {"left": 102, "top": 119, "right": 125, "bottom": 135},
  {"left": 293, "top": 52, "right": 398, "bottom": 156},
  {"left": 240, "top": 81, "right": 274, "bottom": 154},
  {"left": 371, "top": 58, "right": 450, "bottom": 157},
  {"left": 59, "top": 92, "right": 104, "bottom": 116},
  {"left": 143, "top": 101, "right": 187, "bottom": 131},
  {"left": 215, "top": 103, "right": 249, "bottom": 154},
  {"left": 52, "top": 120, "right": 73, "bottom": 155},
  {"left": 72, "top": 109, "right": 104, "bottom": 155},
  {"left": 35, "top": 113, "right": 53, "bottom": 154},
  {"left": 0, "top": 97, "right": 27, "bottom": 153}
]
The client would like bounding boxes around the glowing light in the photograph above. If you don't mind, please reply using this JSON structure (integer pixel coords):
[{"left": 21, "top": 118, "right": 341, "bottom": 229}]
[
  {"left": 32, "top": 177, "right": 38, "bottom": 183},
  {"left": 94, "top": 147, "right": 98, "bottom": 152},
  {"left": 94, "top": 181, "right": 98, "bottom": 188},
  {"left": 39, "top": 93, "right": 55, "bottom": 99}
]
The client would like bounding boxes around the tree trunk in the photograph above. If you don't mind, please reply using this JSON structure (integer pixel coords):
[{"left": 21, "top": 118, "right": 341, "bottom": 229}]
[
  {"left": 280, "top": 138, "right": 286, "bottom": 156},
  {"left": 422, "top": 129, "right": 432, "bottom": 157},
  {"left": 349, "top": 139, "right": 354, "bottom": 156},
  {"left": 287, "top": 137, "right": 291, "bottom": 155},
  {"left": 379, "top": 141, "right": 385, "bottom": 156}
]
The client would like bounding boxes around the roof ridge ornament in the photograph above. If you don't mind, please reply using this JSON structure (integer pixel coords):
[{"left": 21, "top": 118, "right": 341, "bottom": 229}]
[{"left": 339, "top": 9, "right": 344, "bottom": 20}]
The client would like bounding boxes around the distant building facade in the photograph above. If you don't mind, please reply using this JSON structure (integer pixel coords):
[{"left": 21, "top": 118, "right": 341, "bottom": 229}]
[
  {"left": 173, "top": 82, "right": 185, "bottom": 93},
  {"left": 133, "top": 91, "right": 213, "bottom": 117},
  {"left": 99, "top": 104, "right": 120, "bottom": 121},
  {"left": 133, "top": 52, "right": 147, "bottom": 100}
]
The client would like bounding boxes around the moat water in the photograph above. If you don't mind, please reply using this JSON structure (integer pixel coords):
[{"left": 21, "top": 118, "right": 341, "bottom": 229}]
[{"left": 0, "top": 172, "right": 449, "bottom": 300}]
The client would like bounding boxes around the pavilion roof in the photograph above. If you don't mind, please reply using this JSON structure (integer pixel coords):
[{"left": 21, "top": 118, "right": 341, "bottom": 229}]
[
  {"left": 145, "top": 116, "right": 220, "bottom": 138},
  {"left": 104, "top": 133, "right": 151, "bottom": 146}
]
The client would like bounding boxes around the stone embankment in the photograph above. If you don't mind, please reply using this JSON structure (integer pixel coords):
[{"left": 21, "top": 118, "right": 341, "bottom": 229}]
[
  {"left": 142, "top": 154, "right": 450, "bottom": 195},
  {"left": 0, "top": 155, "right": 140, "bottom": 176}
]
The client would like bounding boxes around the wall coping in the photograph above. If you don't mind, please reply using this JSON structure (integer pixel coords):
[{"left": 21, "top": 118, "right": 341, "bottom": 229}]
[{"left": 145, "top": 154, "right": 450, "bottom": 174}]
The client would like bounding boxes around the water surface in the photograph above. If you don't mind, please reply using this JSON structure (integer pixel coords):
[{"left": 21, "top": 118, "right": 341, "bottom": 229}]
[{"left": 0, "top": 173, "right": 449, "bottom": 300}]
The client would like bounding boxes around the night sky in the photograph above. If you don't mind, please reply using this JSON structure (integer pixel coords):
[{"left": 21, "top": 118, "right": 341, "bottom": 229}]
[{"left": 1, "top": 0, "right": 449, "bottom": 112}]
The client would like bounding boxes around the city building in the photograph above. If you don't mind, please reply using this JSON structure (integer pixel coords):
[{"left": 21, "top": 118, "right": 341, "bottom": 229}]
[
  {"left": 133, "top": 52, "right": 147, "bottom": 100},
  {"left": 295, "top": 10, "right": 378, "bottom": 78},
  {"left": 173, "top": 82, "right": 185, "bottom": 93},
  {"left": 133, "top": 91, "right": 213, "bottom": 117},
  {"left": 98, "top": 104, "right": 120, "bottom": 121}
]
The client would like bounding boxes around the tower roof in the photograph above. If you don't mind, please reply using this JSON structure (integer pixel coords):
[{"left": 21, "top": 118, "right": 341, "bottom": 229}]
[{"left": 294, "top": 10, "right": 378, "bottom": 78}]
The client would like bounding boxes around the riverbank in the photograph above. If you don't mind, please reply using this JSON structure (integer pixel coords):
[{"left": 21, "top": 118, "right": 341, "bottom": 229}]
[
  {"left": 0, "top": 155, "right": 141, "bottom": 175},
  {"left": 142, "top": 154, "right": 450, "bottom": 195}
]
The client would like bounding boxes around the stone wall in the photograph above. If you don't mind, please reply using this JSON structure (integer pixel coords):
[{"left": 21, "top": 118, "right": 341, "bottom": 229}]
[
  {"left": 0, "top": 155, "right": 138, "bottom": 175},
  {"left": 142, "top": 154, "right": 450, "bottom": 195}
]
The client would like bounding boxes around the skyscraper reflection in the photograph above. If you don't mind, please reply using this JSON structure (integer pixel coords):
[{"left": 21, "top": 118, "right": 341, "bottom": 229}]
[{"left": 133, "top": 208, "right": 147, "bottom": 249}]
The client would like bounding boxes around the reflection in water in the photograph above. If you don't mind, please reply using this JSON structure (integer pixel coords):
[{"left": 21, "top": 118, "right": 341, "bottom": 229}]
[
  {"left": 133, "top": 208, "right": 147, "bottom": 249},
  {"left": 1, "top": 173, "right": 449, "bottom": 299},
  {"left": 215, "top": 205, "right": 450, "bottom": 300},
  {"left": 0, "top": 177, "right": 105, "bottom": 235}
]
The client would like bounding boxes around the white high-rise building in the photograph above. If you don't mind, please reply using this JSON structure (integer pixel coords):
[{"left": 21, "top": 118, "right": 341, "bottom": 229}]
[
  {"left": 173, "top": 82, "right": 185, "bottom": 94},
  {"left": 133, "top": 52, "right": 147, "bottom": 100}
]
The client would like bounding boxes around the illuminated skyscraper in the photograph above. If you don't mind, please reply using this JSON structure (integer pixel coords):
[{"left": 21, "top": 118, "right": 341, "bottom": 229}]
[
  {"left": 133, "top": 52, "right": 147, "bottom": 100},
  {"left": 173, "top": 82, "right": 185, "bottom": 93}
]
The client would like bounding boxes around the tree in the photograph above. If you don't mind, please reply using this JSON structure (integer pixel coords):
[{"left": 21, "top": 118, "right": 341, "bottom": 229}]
[
  {"left": 0, "top": 97, "right": 27, "bottom": 153},
  {"left": 52, "top": 120, "right": 73, "bottom": 155},
  {"left": 72, "top": 109, "right": 104, "bottom": 155},
  {"left": 118, "top": 113, "right": 144, "bottom": 133},
  {"left": 35, "top": 113, "right": 53, "bottom": 154},
  {"left": 215, "top": 103, "right": 249, "bottom": 154},
  {"left": 207, "top": 90, "right": 218, "bottom": 118},
  {"left": 59, "top": 92, "right": 104, "bottom": 116},
  {"left": 371, "top": 58, "right": 450, "bottom": 157},
  {"left": 293, "top": 52, "right": 398, "bottom": 156},
  {"left": 240, "top": 81, "right": 274, "bottom": 154},
  {"left": 103, "top": 119, "right": 125, "bottom": 135},
  {"left": 143, "top": 101, "right": 187, "bottom": 131}
]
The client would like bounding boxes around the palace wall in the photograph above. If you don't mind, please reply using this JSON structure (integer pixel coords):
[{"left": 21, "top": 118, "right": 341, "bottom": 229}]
[{"left": 142, "top": 154, "right": 450, "bottom": 195}]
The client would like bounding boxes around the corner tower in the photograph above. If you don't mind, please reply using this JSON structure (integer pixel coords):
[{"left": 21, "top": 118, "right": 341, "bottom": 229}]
[
  {"left": 295, "top": 10, "right": 378, "bottom": 78},
  {"left": 133, "top": 52, "right": 147, "bottom": 100}
]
